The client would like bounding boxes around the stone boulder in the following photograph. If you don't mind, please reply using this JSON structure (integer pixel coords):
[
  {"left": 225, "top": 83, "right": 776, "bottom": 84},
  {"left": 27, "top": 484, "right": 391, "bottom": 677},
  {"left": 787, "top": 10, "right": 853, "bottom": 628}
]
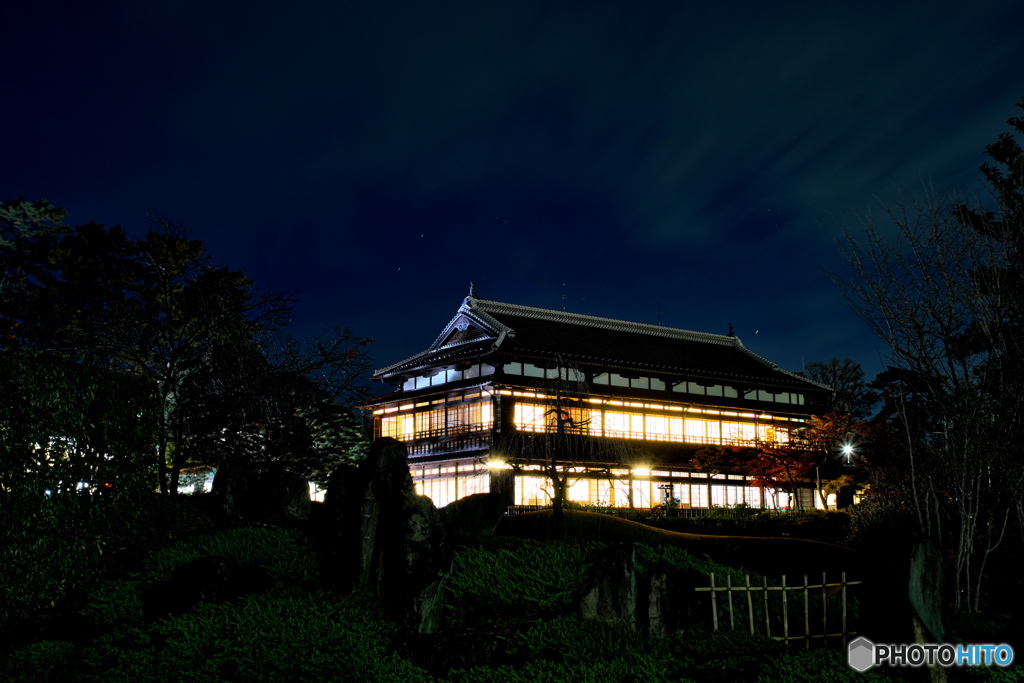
[
  {"left": 212, "top": 462, "right": 311, "bottom": 523},
  {"left": 578, "top": 546, "right": 718, "bottom": 638},
  {"left": 211, "top": 461, "right": 253, "bottom": 521},
  {"left": 579, "top": 543, "right": 637, "bottom": 629},
  {"left": 908, "top": 538, "right": 946, "bottom": 643},
  {"left": 324, "top": 438, "right": 451, "bottom": 634},
  {"left": 644, "top": 564, "right": 710, "bottom": 639},
  {"left": 439, "top": 492, "right": 509, "bottom": 545}
]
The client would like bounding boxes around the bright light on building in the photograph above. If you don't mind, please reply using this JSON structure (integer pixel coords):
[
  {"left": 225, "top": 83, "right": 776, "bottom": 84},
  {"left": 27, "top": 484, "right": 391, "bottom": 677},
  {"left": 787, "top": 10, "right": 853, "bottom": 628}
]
[
  {"left": 633, "top": 467, "right": 651, "bottom": 477},
  {"left": 841, "top": 442, "right": 856, "bottom": 461}
]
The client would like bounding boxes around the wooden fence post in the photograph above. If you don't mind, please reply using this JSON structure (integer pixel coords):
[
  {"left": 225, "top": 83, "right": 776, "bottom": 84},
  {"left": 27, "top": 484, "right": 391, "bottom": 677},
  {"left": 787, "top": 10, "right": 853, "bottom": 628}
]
[
  {"left": 710, "top": 572, "right": 718, "bottom": 631},
  {"left": 763, "top": 576, "right": 770, "bottom": 639},
  {"left": 803, "top": 574, "right": 810, "bottom": 650},
  {"left": 821, "top": 571, "right": 827, "bottom": 647},
  {"left": 727, "top": 574, "right": 734, "bottom": 630},
  {"left": 842, "top": 571, "right": 848, "bottom": 649},
  {"left": 782, "top": 574, "right": 789, "bottom": 643},
  {"left": 746, "top": 574, "right": 754, "bottom": 635},
  {"left": 696, "top": 571, "right": 861, "bottom": 648}
]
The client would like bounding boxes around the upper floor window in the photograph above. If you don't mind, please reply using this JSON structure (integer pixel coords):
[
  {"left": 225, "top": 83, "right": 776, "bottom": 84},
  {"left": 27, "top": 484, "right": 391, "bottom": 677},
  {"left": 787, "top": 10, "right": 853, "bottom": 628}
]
[
  {"left": 378, "top": 400, "right": 494, "bottom": 441},
  {"left": 511, "top": 401, "right": 792, "bottom": 447},
  {"left": 402, "top": 364, "right": 495, "bottom": 391}
]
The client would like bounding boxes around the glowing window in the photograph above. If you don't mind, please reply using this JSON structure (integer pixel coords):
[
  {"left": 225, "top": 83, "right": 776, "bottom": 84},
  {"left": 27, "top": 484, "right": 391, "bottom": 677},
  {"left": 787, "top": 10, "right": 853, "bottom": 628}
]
[
  {"left": 604, "top": 411, "right": 630, "bottom": 438},
  {"left": 631, "top": 480, "right": 652, "bottom": 507},
  {"left": 684, "top": 419, "right": 706, "bottom": 442},
  {"left": 669, "top": 417, "right": 683, "bottom": 441},
  {"left": 722, "top": 422, "right": 756, "bottom": 445},
  {"left": 516, "top": 475, "right": 552, "bottom": 506},
  {"left": 646, "top": 415, "right": 668, "bottom": 441},
  {"left": 380, "top": 414, "right": 414, "bottom": 440},
  {"left": 514, "top": 403, "right": 546, "bottom": 432}
]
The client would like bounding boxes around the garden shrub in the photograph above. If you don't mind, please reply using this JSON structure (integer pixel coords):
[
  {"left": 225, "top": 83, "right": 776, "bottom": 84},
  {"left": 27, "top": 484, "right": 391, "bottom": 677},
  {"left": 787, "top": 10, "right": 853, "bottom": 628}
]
[
  {"left": 0, "top": 350, "right": 158, "bottom": 628},
  {"left": 140, "top": 526, "right": 319, "bottom": 587},
  {"left": 4, "top": 525, "right": 436, "bottom": 682},
  {"left": 80, "top": 579, "right": 145, "bottom": 629},
  {"left": 443, "top": 543, "right": 590, "bottom": 622},
  {"left": 2, "top": 640, "right": 77, "bottom": 683},
  {"left": 68, "top": 590, "right": 435, "bottom": 682}
]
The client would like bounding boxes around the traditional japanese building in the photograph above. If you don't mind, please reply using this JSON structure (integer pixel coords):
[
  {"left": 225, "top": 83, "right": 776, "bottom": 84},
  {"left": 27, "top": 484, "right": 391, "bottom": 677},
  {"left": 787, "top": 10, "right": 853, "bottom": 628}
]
[{"left": 361, "top": 289, "right": 831, "bottom": 510}]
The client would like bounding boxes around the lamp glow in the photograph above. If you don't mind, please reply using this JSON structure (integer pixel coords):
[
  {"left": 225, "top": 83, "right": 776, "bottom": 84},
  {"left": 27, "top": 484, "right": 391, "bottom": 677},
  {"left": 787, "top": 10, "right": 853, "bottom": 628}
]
[{"left": 841, "top": 443, "right": 855, "bottom": 461}]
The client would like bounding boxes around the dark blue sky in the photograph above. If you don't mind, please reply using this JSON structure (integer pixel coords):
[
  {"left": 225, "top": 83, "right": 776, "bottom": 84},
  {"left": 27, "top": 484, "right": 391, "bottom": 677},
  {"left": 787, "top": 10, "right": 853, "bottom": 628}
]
[{"left": 6, "top": 1, "right": 1024, "bottom": 384}]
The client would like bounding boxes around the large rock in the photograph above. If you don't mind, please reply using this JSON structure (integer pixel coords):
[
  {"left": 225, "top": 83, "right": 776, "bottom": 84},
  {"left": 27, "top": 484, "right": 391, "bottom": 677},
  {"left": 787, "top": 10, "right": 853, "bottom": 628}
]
[
  {"left": 212, "top": 462, "right": 311, "bottom": 523},
  {"left": 439, "top": 492, "right": 509, "bottom": 545},
  {"left": 211, "top": 461, "right": 253, "bottom": 520},
  {"left": 578, "top": 547, "right": 713, "bottom": 638},
  {"left": 908, "top": 538, "right": 946, "bottom": 642},
  {"left": 645, "top": 564, "right": 709, "bottom": 638},
  {"left": 579, "top": 543, "right": 637, "bottom": 629},
  {"left": 324, "top": 438, "right": 451, "bottom": 633}
]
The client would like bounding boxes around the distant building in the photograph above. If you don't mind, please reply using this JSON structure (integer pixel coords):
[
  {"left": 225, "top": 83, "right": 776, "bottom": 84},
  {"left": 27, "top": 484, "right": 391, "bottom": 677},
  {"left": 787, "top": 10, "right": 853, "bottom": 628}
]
[{"left": 361, "top": 291, "right": 830, "bottom": 510}]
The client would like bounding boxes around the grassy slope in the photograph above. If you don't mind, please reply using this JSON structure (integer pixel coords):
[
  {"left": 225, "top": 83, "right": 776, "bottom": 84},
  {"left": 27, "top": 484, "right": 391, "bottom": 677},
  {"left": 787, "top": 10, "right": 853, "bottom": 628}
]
[{"left": 500, "top": 509, "right": 861, "bottom": 578}]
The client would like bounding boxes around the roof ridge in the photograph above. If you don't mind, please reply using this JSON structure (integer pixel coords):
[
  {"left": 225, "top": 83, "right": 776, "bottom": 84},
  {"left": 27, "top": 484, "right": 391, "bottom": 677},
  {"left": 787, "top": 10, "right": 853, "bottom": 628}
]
[{"left": 472, "top": 298, "right": 738, "bottom": 346}]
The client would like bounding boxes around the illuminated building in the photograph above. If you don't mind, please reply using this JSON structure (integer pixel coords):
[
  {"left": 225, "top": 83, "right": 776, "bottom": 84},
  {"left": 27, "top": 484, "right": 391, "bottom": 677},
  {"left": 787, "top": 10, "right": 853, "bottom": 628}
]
[{"left": 361, "top": 289, "right": 830, "bottom": 510}]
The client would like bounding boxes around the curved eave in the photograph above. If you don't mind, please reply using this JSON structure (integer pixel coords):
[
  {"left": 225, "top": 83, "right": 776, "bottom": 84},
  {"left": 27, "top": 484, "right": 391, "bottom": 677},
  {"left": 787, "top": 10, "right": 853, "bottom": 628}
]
[{"left": 373, "top": 338, "right": 497, "bottom": 379}]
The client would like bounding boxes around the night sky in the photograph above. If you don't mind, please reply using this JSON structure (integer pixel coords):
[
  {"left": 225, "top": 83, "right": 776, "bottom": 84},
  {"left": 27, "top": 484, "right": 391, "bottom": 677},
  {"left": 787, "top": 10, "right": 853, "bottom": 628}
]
[{"left": 6, "top": 1, "right": 1024, "bottom": 387}]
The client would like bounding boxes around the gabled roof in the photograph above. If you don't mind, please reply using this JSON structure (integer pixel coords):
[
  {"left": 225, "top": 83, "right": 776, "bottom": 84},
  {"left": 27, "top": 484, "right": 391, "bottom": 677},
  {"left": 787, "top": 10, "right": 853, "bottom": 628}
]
[{"left": 374, "top": 295, "right": 827, "bottom": 392}]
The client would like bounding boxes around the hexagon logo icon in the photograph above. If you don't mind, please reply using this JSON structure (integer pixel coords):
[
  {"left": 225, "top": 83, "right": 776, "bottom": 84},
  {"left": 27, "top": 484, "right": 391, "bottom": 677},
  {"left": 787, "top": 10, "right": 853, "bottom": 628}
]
[{"left": 848, "top": 636, "right": 875, "bottom": 672}]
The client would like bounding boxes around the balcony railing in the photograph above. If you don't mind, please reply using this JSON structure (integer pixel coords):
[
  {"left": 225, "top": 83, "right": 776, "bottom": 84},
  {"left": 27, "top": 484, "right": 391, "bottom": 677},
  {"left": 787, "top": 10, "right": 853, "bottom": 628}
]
[{"left": 407, "top": 430, "right": 493, "bottom": 457}]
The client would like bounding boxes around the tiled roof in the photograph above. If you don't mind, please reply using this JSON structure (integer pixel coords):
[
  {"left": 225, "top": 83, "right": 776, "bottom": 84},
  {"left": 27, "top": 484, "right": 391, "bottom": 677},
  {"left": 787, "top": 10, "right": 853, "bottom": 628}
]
[{"left": 374, "top": 296, "right": 827, "bottom": 392}]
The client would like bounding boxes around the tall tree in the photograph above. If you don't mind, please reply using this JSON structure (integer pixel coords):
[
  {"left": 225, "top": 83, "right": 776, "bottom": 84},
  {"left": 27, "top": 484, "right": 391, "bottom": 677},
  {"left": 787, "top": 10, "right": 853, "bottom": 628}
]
[
  {"left": 176, "top": 337, "right": 370, "bottom": 486},
  {"left": 2, "top": 201, "right": 374, "bottom": 502},
  {"left": 106, "top": 222, "right": 295, "bottom": 493},
  {"left": 803, "top": 358, "right": 879, "bottom": 422},
  {"left": 837, "top": 99, "right": 1024, "bottom": 611},
  {"left": 953, "top": 97, "right": 1024, "bottom": 252},
  {"left": 1, "top": 206, "right": 300, "bottom": 493}
]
